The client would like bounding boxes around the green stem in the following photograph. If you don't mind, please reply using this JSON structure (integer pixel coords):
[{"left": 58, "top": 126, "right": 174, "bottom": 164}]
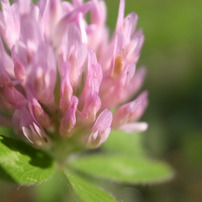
[{"left": 51, "top": 137, "right": 84, "bottom": 168}]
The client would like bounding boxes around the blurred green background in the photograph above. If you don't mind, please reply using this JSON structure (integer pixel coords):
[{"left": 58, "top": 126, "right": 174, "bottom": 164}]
[
  {"left": 0, "top": 0, "right": 202, "bottom": 201},
  {"left": 106, "top": 0, "right": 202, "bottom": 201}
]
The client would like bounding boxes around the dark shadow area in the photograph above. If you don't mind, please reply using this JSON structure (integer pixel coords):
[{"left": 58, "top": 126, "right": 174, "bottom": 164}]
[{"left": 0, "top": 135, "right": 53, "bottom": 169}]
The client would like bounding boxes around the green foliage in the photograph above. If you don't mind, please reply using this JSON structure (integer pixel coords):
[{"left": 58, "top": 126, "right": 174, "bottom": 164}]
[
  {"left": 0, "top": 127, "right": 173, "bottom": 201},
  {"left": 70, "top": 154, "right": 173, "bottom": 184},
  {"left": 35, "top": 171, "right": 76, "bottom": 202},
  {"left": 103, "top": 130, "right": 145, "bottom": 156},
  {"left": 0, "top": 135, "right": 55, "bottom": 184},
  {"left": 70, "top": 131, "right": 173, "bottom": 185},
  {"left": 64, "top": 170, "right": 117, "bottom": 202}
]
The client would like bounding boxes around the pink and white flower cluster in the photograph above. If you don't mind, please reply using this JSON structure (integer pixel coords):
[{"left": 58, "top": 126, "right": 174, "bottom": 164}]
[{"left": 0, "top": 0, "right": 148, "bottom": 148}]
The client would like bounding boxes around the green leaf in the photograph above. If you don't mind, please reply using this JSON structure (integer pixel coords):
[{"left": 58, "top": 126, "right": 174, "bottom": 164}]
[
  {"left": 70, "top": 154, "right": 174, "bottom": 184},
  {"left": 71, "top": 130, "right": 174, "bottom": 184},
  {"left": 0, "top": 135, "right": 56, "bottom": 184},
  {"left": 64, "top": 170, "right": 117, "bottom": 202},
  {"left": 103, "top": 130, "right": 145, "bottom": 156},
  {"left": 35, "top": 171, "right": 75, "bottom": 202}
]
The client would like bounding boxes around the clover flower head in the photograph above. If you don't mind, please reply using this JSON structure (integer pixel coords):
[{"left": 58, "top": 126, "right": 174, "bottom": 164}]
[{"left": 0, "top": 0, "right": 148, "bottom": 149}]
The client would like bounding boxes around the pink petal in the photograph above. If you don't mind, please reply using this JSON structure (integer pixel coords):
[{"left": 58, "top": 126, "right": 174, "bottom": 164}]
[
  {"left": 12, "top": 107, "right": 50, "bottom": 147},
  {"left": 127, "top": 30, "right": 144, "bottom": 63},
  {"left": 91, "top": 0, "right": 106, "bottom": 25},
  {"left": 119, "top": 122, "right": 148, "bottom": 133},
  {"left": 123, "top": 12, "right": 138, "bottom": 44},
  {"left": 59, "top": 96, "right": 78, "bottom": 137},
  {"left": 0, "top": 37, "right": 14, "bottom": 78},
  {"left": 25, "top": 43, "right": 57, "bottom": 104},
  {"left": 112, "top": 91, "right": 148, "bottom": 128},
  {"left": 20, "top": 17, "right": 42, "bottom": 54},
  {"left": 54, "top": 1, "right": 92, "bottom": 46},
  {"left": 122, "top": 67, "right": 146, "bottom": 101},
  {"left": 131, "top": 67, "right": 147, "bottom": 94},
  {"left": 72, "top": 0, "right": 83, "bottom": 7},
  {"left": 59, "top": 61, "right": 73, "bottom": 112},
  {"left": 28, "top": 98, "right": 51, "bottom": 128},
  {"left": 58, "top": 24, "right": 87, "bottom": 87},
  {"left": 100, "top": 78, "right": 122, "bottom": 109},
  {"left": 85, "top": 50, "right": 103, "bottom": 93},
  {"left": 121, "top": 63, "right": 136, "bottom": 87},
  {"left": 11, "top": 41, "right": 27, "bottom": 80},
  {"left": 17, "top": 0, "right": 32, "bottom": 14},
  {"left": 0, "top": 84, "right": 26, "bottom": 107},
  {"left": 110, "top": 34, "right": 125, "bottom": 79},
  {"left": 0, "top": 0, "right": 20, "bottom": 48},
  {"left": 17, "top": 0, "right": 39, "bottom": 18},
  {"left": 86, "top": 109, "right": 112, "bottom": 149},
  {"left": 78, "top": 94, "right": 101, "bottom": 124},
  {"left": 86, "top": 0, "right": 107, "bottom": 50},
  {"left": 38, "top": 0, "right": 62, "bottom": 41},
  {"left": 78, "top": 51, "right": 102, "bottom": 123},
  {"left": 115, "top": 0, "right": 125, "bottom": 32}
]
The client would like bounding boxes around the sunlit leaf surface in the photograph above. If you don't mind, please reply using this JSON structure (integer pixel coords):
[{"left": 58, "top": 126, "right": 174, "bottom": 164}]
[
  {"left": 0, "top": 135, "right": 55, "bottom": 184},
  {"left": 103, "top": 130, "right": 145, "bottom": 156},
  {"left": 70, "top": 154, "right": 173, "bottom": 184},
  {"left": 65, "top": 170, "right": 117, "bottom": 202}
]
